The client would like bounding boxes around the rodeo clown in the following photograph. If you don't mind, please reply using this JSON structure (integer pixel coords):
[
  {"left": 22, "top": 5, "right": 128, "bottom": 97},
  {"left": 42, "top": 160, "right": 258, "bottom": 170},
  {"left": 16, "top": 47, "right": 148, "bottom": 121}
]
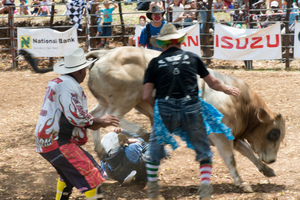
[
  {"left": 142, "top": 24, "right": 241, "bottom": 200},
  {"left": 34, "top": 48, "right": 119, "bottom": 200}
]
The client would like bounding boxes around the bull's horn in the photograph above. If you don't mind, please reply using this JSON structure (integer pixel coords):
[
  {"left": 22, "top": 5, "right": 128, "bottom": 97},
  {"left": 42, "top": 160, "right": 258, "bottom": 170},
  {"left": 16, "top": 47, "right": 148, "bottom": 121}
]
[{"left": 275, "top": 113, "right": 282, "bottom": 121}]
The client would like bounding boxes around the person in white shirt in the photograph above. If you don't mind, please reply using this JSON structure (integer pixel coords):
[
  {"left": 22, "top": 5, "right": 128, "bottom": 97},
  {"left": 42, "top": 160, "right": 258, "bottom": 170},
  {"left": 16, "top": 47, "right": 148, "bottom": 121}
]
[
  {"left": 169, "top": 0, "right": 184, "bottom": 28},
  {"left": 35, "top": 48, "right": 119, "bottom": 200}
]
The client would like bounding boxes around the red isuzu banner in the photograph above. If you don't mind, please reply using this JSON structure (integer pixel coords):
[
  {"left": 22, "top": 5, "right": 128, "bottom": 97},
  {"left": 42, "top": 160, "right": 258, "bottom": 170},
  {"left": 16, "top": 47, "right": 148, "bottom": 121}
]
[{"left": 214, "top": 23, "right": 282, "bottom": 60}]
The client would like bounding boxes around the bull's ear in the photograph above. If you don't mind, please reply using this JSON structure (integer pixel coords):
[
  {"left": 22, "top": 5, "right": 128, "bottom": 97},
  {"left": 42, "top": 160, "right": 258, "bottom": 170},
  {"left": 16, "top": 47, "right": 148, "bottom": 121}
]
[
  {"left": 275, "top": 113, "right": 282, "bottom": 121},
  {"left": 257, "top": 107, "right": 271, "bottom": 123}
]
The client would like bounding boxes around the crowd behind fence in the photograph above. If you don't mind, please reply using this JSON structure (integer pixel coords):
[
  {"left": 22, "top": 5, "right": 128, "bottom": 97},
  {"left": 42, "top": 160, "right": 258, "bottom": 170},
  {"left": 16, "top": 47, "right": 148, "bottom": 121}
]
[{"left": 0, "top": 0, "right": 299, "bottom": 69}]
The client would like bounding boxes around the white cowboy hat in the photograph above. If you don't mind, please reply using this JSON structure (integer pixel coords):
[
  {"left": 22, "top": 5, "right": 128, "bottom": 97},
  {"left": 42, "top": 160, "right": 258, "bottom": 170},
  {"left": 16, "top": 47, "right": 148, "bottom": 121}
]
[
  {"left": 150, "top": 23, "right": 187, "bottom": 48},
  {"left": 101, "top": 132, "right": 121, "bottom": 155},
  {"left": 270, "top": 1, "right": 279, "bottom": 8},
  {"left": 54, "top": 48, "right": 96, "bottom": 74}
]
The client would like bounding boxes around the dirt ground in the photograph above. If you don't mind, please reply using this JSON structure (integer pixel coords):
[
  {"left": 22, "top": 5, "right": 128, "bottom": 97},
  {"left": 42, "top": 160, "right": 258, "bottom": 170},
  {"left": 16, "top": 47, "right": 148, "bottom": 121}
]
[{"left": 0, "top": 61, "right": 300, "bottom": 200}]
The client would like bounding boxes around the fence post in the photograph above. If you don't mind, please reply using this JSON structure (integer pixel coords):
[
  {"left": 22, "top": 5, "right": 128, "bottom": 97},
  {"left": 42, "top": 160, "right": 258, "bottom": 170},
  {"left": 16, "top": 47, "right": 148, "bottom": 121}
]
[
  {"left": 49, "top": 4, "right": 55, "bottom": 68},
  {"left": 284, "top": 0, "right": 292, "bottom": 69},
  {"left": 118, "top": 2, "right": 126, "bottom": 46},
  {"left": 85, "top": 13, "right": 90, "bottom": 52},
  {"left": 166, "top": 0, "right": 170, "bottom": 22},
  {"left": 244, "top": 0, "right": 252, "bottom": 69},
  {"left": 9, "top": 6, "right": 17, "bottom": 69}
]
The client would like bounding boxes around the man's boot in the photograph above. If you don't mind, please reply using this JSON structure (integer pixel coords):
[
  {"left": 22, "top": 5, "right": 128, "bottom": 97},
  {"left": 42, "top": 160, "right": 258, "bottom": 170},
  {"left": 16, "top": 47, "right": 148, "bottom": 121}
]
[{"left": 147, "top": 181, "right": 165, "bottom": 200}]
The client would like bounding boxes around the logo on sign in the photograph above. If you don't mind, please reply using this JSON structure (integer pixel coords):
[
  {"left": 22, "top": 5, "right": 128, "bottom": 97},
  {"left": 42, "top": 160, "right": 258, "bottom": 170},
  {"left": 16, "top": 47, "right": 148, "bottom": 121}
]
[{"left": 21, "top": 36, "right": 31, "bottom": 49}]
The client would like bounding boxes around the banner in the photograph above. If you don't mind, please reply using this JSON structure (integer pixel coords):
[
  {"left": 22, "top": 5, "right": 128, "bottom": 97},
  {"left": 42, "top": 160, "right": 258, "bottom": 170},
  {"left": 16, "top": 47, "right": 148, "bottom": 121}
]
[
  {"left": 214, "top": 23, "right": 282, "bottom": 60},
  {"left": 179, "top": 23, "right": 201, "bottom": 56},
  {"left": 294, "top": 22, "right": 300, "bottom": 59},
  {"left": 18, "top": 27, "right": 78, "bottom": 57},
  {"left": 136, "top": 24, "right": 201, "bottom": 56}
]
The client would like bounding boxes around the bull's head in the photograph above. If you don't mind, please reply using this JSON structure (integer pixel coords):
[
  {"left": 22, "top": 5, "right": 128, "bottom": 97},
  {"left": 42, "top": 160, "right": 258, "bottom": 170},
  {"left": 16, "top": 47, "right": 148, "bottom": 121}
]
[{"left": 246, "top": 107, "right": 285, "bottom": 164}]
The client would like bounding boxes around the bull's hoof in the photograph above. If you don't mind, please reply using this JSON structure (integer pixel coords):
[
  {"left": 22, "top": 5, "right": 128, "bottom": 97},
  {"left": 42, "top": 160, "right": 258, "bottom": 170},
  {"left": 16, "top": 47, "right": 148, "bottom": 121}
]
[
  {"left": 240, "top": 182, "right": 253, "bottom": 193},
  {"left": 260, "top": 165, "right": 276, "bottom": 177}
]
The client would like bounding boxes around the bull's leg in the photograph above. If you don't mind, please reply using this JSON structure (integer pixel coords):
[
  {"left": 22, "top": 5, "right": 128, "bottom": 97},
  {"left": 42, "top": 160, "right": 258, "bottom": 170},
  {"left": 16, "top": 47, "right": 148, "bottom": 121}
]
[
  {"left": 234, "top": 139, "right": 276, "bottom": 177},
  {"left": 90, "top": 103, "right": 108, "bottom": 160},
  {"left": 209, "top": 133, "right": 253, "bottom": 193}
]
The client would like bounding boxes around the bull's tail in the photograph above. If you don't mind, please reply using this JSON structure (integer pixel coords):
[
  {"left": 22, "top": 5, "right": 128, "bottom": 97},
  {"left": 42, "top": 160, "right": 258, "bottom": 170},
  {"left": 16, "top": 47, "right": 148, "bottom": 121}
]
[
  {"left": 85, "top": 49, "right": 111, "bottom": 70},
  {"left": 18, "top": 49, "right": 53, "bottom": 73}
]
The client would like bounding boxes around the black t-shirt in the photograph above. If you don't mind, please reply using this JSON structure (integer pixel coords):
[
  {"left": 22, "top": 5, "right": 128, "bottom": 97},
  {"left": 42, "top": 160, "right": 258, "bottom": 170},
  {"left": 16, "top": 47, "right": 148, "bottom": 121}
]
[{"left": 143, "top": 47, "right": 209, "bottom": 99}]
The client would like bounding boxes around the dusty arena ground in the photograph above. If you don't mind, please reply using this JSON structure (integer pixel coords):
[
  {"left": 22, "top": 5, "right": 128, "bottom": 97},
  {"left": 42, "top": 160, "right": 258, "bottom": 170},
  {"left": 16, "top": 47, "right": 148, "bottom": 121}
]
[{"left": 0, "top": 61, "right": 299, "bottom": 200}]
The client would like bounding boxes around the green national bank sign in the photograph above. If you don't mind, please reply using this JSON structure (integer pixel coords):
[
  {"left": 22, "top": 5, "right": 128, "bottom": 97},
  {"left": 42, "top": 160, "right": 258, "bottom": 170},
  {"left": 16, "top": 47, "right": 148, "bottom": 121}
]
[
  {"left": 21, "top": 36, "right": 31, "bottom": 49},
  {"left": 17, "top": 27, "right": 78, "bottom": 57}
]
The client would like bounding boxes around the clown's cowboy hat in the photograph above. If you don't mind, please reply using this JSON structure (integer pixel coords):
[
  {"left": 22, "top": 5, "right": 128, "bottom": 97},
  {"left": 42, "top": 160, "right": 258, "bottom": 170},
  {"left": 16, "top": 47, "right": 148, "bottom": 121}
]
[
  {"left": 54, "top": 48, "right": 97, "bottom": 74},
  {"left": 150, "top": 23, "right": 187, "bottom": 48},
  {"left": 146, "top": 5, "right": 165, "bottom": 20}
]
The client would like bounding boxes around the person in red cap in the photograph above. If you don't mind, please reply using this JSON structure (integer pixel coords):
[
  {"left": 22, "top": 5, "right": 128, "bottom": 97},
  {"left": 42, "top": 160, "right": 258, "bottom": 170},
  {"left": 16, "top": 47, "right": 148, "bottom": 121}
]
[{"left": 128, "top": 15, "right": 147, "bottom": 46}]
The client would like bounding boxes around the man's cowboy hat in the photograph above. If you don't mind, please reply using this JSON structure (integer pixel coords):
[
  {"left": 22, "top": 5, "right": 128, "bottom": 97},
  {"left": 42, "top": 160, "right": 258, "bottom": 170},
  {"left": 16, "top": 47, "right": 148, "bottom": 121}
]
[
  {"left": 150, "top": 23, "right": 187, "bottom": 48},
  {"left": 54, "top": 48, "right": 96, "bottom": 74},
  {"left": 146, "top": 5, "right": 165, "bottom": 20}
]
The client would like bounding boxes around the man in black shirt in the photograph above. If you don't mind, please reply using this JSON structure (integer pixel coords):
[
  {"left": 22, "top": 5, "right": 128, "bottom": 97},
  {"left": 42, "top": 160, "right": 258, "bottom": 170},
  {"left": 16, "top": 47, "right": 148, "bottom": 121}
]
[{"left": 142, "top": 24, "right": 241, "bottom": 200}]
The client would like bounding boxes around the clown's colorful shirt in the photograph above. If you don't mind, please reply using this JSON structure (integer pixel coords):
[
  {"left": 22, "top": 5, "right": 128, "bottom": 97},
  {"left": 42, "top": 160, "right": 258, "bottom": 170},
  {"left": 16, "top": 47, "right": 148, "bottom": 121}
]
[{"left": 35, "top": 75, "right": 94, "bottom": 153}]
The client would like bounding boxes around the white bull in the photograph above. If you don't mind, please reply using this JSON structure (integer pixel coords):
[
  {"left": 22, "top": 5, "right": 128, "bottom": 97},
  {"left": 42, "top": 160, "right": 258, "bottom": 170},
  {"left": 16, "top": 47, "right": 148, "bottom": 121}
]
[{"left": 86, "top": 47, "right": 285, "bottom": 193}]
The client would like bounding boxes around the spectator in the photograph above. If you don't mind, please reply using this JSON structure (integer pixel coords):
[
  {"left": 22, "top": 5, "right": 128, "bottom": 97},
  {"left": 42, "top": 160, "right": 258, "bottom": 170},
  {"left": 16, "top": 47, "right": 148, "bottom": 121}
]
[
  {"left": 19, "top": 0, "right": 31, "bottom": 15},
  {"left": 213, "top": 0, "right": 224, "bottom": 11},
  {"left": 180, "top": 4, "right": 196, "bottom": 28},
  {"left": 138, "top": 5, "right": 167, "bottom": 51},
  {"left": 95, "top": 2, "right": 102, "bottom": 37},
  {"left": 31, "top": 0, "right": 40, "bottom": 16},
  {"left": 250, "top": 0, "right": 264, "bottom": 15},
  {"left": 229, "top": 2, "right": 243, "bottom": 28},
  {"left": 223, "top": 0, "right": 233, "bottom": 10},
  {"left": 257, "top": 4, "right": 269, "bottom": 28},
  {"left": 149, "top": 0, "right": 164, "bottom": 11},
  {"left": 37, "top": 2, "right": 50, "bottom": 16},
  {"left": 169, "top": 0, "right": 184, "bottom": 28},
  {"left": 192, "top": 0, "right": 216, "bottom": 33},
  {"left": 100, "top": 127, "right": 148, "bottom": 185},
  {"left": 268, "top": 0, "right": 284, "bottom": 24},
  {"left": 128, "top": 15, "right": 147, "bottom": 46},
  {"left": 39, "top": 0, "right": 51, "bottom": 13},
  {"left": 282, "top": 0, "right": 299, "bottom": 26},
  {"left": 98, "top": 0, "right": 118, "bottom": 48},
  {"left": 0, "top": 0, "right": 15, "bottom": 14},
  {"left": 220, "top": 2, "right": 243, "bottom": 28},
  {"left": 135, "top": 0, "right": 150, "bottom": 11}
]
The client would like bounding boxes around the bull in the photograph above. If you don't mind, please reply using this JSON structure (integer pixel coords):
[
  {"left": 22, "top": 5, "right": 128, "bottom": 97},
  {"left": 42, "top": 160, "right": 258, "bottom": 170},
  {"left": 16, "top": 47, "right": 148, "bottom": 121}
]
[
  {"left": 86, "top": 47, "right": 285, "bottom": 193},
  {"left": 20, "top": 47, "right": 285, "bottom": 193}
]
